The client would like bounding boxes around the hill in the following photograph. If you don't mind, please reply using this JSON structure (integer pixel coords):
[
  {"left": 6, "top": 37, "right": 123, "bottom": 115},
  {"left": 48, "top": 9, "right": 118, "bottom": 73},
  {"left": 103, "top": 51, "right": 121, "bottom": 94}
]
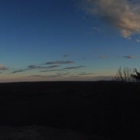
[{"left": 0, "top": 81, "right": 140, "bottom": 139}]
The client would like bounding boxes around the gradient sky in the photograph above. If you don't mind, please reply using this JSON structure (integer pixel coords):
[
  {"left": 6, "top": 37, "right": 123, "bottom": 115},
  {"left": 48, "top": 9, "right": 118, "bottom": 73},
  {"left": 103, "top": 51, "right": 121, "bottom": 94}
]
[{"left": 0, "top": 0, "right": 140, "bottom": 82}]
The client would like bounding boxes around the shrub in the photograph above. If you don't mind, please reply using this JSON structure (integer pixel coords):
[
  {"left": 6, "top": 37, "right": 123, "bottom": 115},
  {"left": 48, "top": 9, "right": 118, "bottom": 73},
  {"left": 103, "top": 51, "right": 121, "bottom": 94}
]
[
  {"left": 130, "top": 68, "right": 140, "bottom": 82},
  {"left": 114, "top": 67, "right": 133, "bottom": 82}
]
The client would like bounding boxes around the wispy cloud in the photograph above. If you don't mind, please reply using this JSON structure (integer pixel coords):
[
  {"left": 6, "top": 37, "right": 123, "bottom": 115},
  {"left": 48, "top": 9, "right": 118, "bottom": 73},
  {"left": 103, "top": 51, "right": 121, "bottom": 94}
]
[
  {"left": 124, "top": 55, "right": 135, "bottom": 59},
  {"left": 46, "top": 65, "right": 60, "bottom": 69},
  {"left": 40, "top": 69, "right": 63, "bottom": 72},
  {"left": 136, "top": 38, "right": 140, "bottom": 42},
  {"left": 82, "top": 0, "right": 140, "bottom": 38},
  {"left": 86, "top": 27, "right": 103, "bottom": 35},
  {"left": 11, "top": 64, "right": 60, "bottom": 74},
  {"left": 93, "top": 26, "right": 102, "bottom": 32},
  {"left": 11, "top": 69, "right": 27, "bottom": 74},
  {"left": 63, "top": 66, "right": 85, "bottom": 70},
  {"left": 78, "top": 72, "right": 93, "bottom": 75},
  {"left": 28, "top": 64, "right": 60, "bottom": 69},
  {"left": 99, "top": 55, "right": 105, "bottom": 59},
  {"left": 10, "top": 60, "right": 75, "bottom": 74},
  {"left": 40, "top": 69, "right": 61, "bottom": 72},
  {"left": 28, "top": 65, "right": 45, "bottom": 69},
  {"left": 63, "top": 54, "right": 70, "bottom": 57},
  {"left": 45, "top": 60, "right": 74, "bottom": 65}
]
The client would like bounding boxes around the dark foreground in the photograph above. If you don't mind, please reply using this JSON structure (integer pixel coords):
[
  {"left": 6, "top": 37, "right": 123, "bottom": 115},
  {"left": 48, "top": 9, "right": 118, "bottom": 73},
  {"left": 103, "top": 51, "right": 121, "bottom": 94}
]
[{"left": 0, "top": 81, "right": 140, "bottom": 139}]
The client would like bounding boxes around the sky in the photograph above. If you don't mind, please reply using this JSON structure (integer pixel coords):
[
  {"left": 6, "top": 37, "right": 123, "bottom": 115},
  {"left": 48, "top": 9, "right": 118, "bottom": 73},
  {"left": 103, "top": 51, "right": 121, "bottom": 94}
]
[{"left": 0, "top": 0, "right": 140, "bottom": 82}]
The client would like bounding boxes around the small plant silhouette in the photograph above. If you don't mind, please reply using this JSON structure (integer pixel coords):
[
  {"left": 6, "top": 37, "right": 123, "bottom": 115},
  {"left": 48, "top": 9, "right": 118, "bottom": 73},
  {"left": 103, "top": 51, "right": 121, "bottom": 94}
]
[
  {"left": 114, "top": 67, "right": 133, "bottom": 82},
  {"left": 131, "top": 68, "right": 140, "bottom": 82}
]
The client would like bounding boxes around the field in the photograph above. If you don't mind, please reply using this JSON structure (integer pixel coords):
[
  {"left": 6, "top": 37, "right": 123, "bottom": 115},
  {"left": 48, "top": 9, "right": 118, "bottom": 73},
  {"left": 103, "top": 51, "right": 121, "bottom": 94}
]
[{"left": 0, "top": 81, "right": 140, "bottom": 139}]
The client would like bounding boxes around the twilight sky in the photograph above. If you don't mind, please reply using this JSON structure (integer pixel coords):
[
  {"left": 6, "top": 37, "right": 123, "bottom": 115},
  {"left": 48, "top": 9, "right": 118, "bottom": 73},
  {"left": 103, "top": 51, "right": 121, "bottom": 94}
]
[{"left": 0, "top": 0, "right": 140, "bottom": 82}]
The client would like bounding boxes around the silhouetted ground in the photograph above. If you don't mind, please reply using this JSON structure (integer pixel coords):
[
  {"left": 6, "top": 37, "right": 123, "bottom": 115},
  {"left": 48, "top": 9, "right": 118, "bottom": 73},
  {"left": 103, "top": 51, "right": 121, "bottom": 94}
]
[{"left": 0, "top": 81, "right": 140, "bottom": 139}]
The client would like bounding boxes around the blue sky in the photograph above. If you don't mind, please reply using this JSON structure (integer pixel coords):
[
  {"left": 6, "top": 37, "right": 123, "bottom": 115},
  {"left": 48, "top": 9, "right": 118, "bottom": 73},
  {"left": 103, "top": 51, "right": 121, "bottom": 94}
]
[{"left": 0, "top": 0, "right": 140, "bottom": 82}]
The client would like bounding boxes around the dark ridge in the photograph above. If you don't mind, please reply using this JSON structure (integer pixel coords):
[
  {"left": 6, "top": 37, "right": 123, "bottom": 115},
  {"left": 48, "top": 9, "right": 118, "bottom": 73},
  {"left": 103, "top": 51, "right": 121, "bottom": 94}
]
[{"left": 0, "top": 81, "right": 140, "bottom": 139}]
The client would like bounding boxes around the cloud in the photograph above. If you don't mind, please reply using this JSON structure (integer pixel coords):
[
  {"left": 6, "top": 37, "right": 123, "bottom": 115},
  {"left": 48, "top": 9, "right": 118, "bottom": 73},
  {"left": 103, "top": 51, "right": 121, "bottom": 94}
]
[
  {"left": 28, "top": 65, "right": 60, "bottom": 69},
  {"left": 124, "top": 55, "right": 135, "bottom": 59},
  {"left": 41, "top": 66, "right": 85, "bottom": 72},
  {"left": 63, "top": 54, "right": 70, "bottom": 57},
  {"left": 11, "top": 69, "right": 27, "bottom": 74},
  {"left": 78, "top": 72, "right": 93, "bottom": 75},
  {"left": 82, "top": 0, "right": 140, "bottom": 38},
  {"left": 45, "top": 65, "right": 60, "bottom": 69},
  {"left": 11, "top": 65, "right": 44, "bottom": 74},
  {"left": 40, "top": 69, "right": 61, "bottom": 72},
  {"left": 45, "top": 60, "right": 74, "bottom": 65},
  {"left": 11, "top": 64, "right": 60, "bottom": 74},
  {"left": 0, "top": 65, "right": 8, "bottom": 70},
  {"left": 99, "top": 55, "right": 105, "bottom": 59},
  {"left": 63, "top": 66, "right": 85, "bottom": 70},
  {"left": 93, "top": 26, "right": 102, "bottom": 32},
  {"left": 28, "top": 65, "right": 45, "bottom": 69},
  {"left": 136, "top": 38, "right": 140, "bottom": 42}
]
